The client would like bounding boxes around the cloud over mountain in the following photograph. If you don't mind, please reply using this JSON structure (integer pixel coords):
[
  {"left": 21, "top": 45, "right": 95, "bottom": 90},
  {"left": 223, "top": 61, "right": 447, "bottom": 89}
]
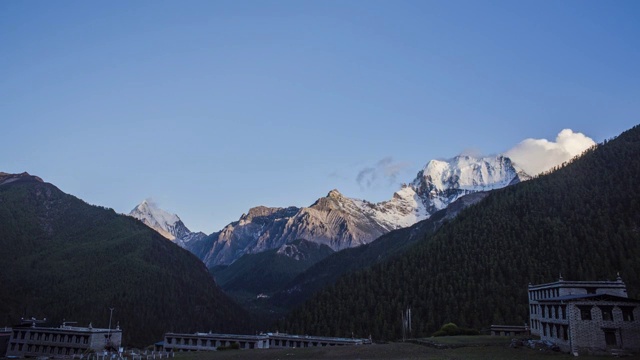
[
  {"left": 356, "top": 157, "right": 412, "bottom": 190},
  {"left": 505, "top": 129, "right": 596, "bottom": 175}
]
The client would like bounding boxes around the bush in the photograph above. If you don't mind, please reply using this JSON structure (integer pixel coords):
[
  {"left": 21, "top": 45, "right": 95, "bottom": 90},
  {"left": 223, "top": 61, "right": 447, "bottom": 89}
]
[{"left": 432, "top": 322, "right": 480, "bottom": 337}]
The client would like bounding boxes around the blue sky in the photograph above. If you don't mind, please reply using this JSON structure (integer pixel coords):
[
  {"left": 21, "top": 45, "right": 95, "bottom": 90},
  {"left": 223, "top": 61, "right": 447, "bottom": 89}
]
[{"left": 2, "top": 0, "right": 639, "bottom": 233}]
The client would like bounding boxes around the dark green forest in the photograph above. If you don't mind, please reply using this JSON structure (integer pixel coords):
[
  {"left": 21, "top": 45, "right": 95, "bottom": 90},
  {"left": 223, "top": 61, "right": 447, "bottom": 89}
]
[
  {"left": 0, "top": 175, "right": 249, "bottom": 347},
  {"left": 282, "top": 124, "right": 640, "bottom": 341},
  {"left": 270, "top": 192, "right": 488, "bottom": 312},
  {"left": 211, "top": 239, "right": 334, "bottom": 327},
  {"left": 213, "top": 239, "right": 334, "bottom": 296}
]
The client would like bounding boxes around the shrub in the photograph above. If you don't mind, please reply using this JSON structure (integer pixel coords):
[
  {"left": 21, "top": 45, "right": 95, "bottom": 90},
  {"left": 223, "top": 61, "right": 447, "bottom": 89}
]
[{"left": 432, "top": 322, "right": 480, "bottom": 337}]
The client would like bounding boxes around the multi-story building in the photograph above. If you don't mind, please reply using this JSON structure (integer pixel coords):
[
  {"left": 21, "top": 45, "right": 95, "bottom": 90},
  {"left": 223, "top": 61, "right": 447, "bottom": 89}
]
[
  {"left": 6, "top": 322, "right": 122, "bottom": 358},
  {"left": 528, "top": 276, "right": 640, "bottom": 354}
]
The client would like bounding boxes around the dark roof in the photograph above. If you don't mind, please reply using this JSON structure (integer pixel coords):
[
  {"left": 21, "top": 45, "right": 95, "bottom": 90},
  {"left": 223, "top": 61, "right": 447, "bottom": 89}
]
[{"left": 538, "top": 294, "right": 640, "bottom": 303}]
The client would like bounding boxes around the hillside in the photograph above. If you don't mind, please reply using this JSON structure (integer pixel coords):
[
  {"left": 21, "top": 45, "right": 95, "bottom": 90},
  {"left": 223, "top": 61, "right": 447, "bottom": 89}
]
[
  {"left": 213, "top": 240, "right": 334, "bottom": 295},
  {"left": 270, "top": 192, "right": 490, "bottom": 311},
  {"left": 0, "top": 173, "right": 248, "bottom": 347},
  {"left": 282, "top": 124, "right": 640, "bottom": 340},
  {"left": 211, "top": 239, "right": 334, "bottom": 327}
]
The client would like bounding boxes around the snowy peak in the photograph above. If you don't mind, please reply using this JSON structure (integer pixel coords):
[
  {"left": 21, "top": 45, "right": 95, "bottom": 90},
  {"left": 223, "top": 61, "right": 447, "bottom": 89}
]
[
  {"left": 186, "top": 154, "right": 530, "bottom": 267},
  {"left": 129, "top": 200, "right": 205, "bottom": 248},
  {"left": 410, "top": 154, "right": 528, "bottom": 214},
  {"left": 415, "top": 155, "right": 518, "bottom": 192},
  {"left": 130, "top": 200, "right": 182, "bottom": 240}
]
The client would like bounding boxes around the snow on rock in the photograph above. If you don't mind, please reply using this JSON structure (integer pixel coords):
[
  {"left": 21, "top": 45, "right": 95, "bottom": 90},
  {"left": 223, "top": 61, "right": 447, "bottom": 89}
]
[
  {"left": 411, "top": 155, "right": 527, "bottom": 214},
  {"left": 187, "top": 154, "right": 530, "bottom": 266},
  {"left": 129, "top": 200, "right": 206, "bottom": 248}
]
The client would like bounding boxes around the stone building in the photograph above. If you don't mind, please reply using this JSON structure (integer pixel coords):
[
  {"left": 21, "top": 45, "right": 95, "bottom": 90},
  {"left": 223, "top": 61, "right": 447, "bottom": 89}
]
[
  {"left": 163, "top": 331, "right": 369, "bottom": 352},
  {"left": 6, "top": 322, "right": 122, "bottom": 358},
  {"left": 528, "top": 276, "right": 640, "bottom": 354},
  {"left": 490, "top": 325, "right": 529, "bottom": 337},
  {"left": 164, "top": 332, "right": 269, "bottom": 351}
]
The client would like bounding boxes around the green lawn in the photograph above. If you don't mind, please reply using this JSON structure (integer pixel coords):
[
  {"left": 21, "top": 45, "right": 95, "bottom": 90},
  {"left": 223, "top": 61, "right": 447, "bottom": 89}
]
[
  {"left": 413, "top": 335, "right": 512, "bottom": 346},
  {"left": 170, "top": 341, "right": 640, "bottom": 360}
]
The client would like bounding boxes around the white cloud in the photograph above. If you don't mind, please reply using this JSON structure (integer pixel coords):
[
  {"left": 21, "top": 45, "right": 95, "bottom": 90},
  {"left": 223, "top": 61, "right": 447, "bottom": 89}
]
[
  {"left": 505, "top": 129, "right": 596, "bottom": 176},
  {"left": 356, "top": 157, "right": 412, "bottom": 190}
]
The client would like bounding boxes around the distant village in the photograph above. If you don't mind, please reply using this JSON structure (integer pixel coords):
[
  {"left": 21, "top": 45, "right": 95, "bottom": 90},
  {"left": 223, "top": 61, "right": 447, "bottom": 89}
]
[{"left": 2, "top": 278, "right": 639, "bottom": 358}]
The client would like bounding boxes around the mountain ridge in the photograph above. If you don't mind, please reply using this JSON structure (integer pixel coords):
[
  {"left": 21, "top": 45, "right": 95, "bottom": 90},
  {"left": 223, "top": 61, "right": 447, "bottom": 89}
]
[
  {"left": 281, "top": 125, "right": 640, "bottom": 341},
  {"left": 188, "top": 154, "right": 527, "bottom": 266},
  {"left": 0, "top": 174, "right": 249, "bottom": 346}
]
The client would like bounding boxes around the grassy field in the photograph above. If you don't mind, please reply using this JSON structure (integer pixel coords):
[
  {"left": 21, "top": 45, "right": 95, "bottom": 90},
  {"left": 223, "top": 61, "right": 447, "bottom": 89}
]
[{"left": 171, "top": 340, "right": 640, "bottom": 360}]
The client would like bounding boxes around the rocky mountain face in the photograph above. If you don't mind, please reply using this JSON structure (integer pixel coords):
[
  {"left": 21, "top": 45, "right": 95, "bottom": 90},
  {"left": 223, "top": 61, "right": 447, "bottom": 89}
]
[
  {"left": 193, "top": 191, "right": 393, "bottom": 266},
  {"left": 188, "top": 155, "right": 528, "bottom": 267},
  {"left": 129, "top": 200, "right": 206, "bottom": 248},
  {"left": 0, "top": 171, "right": 44, "bottom": 185},
  {"left": 270, "top": 191, "right": 491, "bottom": 312}
]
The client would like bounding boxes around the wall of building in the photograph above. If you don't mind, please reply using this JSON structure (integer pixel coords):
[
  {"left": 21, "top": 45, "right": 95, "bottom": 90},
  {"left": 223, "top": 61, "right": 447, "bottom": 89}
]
[
  {"left": 567, "top": 302, "right": 640, "bottom": 354},
  {"left": 7, "top": 327, "right": 123, "bottom": 358}
]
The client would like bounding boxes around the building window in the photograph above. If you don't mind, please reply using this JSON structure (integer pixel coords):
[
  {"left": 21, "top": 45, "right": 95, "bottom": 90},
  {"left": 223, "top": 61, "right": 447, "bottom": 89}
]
[
  {"left": 578, "top": 305, "right": 592, "bottom": 320},
  {"left": 621, "top": 306, "right": 635, "bottom": 321},
  {"left": 561, "top": 305, "right": 567, "bottom": 319},
  {"left": 599, "top": 306, "right": 613, "bottom": 321},
  {"left": 603, "top": 330, "right": 617, "bottom": 346},
  {"left": 562, "top": 325, "right": 568, "bottom": 341}
]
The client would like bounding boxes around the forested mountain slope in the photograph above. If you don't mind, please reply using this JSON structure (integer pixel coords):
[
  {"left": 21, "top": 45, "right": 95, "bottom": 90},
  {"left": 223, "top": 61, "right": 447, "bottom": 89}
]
[
  {"left": 0, "top": 173, "right": 248, "bottom": 347},
  {"left": 271, "top": 192, "right": 489, "bottom": 311},
  {"left": 282, "top": 124, "right": 640, "bottom": 341}
]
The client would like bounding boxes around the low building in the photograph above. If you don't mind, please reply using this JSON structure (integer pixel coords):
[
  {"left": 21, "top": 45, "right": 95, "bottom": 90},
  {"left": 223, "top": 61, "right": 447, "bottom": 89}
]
[
  {"left": 266, "top": 333, "right": 369, "bottom": 348},
  {"left": 490, "top": 325, "right": 529, "bottom": 337},
  {"left": 528, "top": 276, "right": 640, "bottom": 354},
  {"left": 164, "top": 332, "right": 269, "bottom": 351},
  {"left": 7, "top": 322, "right": 122, "bottom": 358},
  {"left": 163, "top": 332, "right": 370, "bottom": 351}
]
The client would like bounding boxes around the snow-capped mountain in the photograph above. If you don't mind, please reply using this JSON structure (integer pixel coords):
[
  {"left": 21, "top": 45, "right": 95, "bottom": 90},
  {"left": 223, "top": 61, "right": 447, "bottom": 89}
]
[
  {"left": 411, "top": 155, "right": 528, "bottom": 214},
  {"left": 129, "top": 200, "right": 206, "bottom": 248},
  {"left": 187, "top": 154, "right": 529, "bottom": 266}
]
